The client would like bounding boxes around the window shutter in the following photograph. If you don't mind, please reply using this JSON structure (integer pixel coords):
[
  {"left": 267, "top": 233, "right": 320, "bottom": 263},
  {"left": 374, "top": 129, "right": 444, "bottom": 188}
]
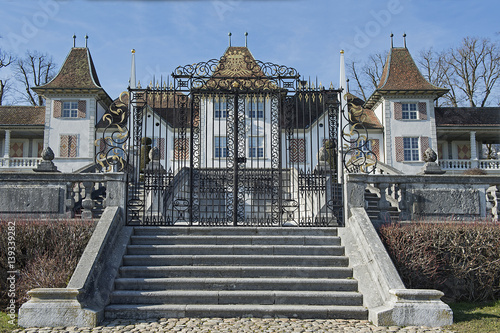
[
  {"left": 395, "top": 137, "right": 404, "bottom": 162},
  {"left": 418, "top": 102, "right": 427, "bottom": 120},
  {"left": 156, "top": 138, "right": 165, "bottom": 160},
  {"left": 394, "top": 102, "right": 402, "bottom": 120},
  {"left": 60, "top": 135, "right": 78, "bottom": 158},
  {"left": 53, "top": 100, "right": 62, "bottom": 118},
  {"left": 420, "top": 136, "right": 430, "bottom": 160},
  {"left": 371, "top": 139, "right": 380, "bottom": 160},
  {"left": 78, "top": 100, "right": 86, "bottom": 118},
  {"left": 174, "top": 138, "right": 189, "bottom": 160},
  {"left": 290, "top": 138, "right": 306, "bottom": 163},
  {"left": 98, "top": 138, "right": 106, "bottom": 156}
]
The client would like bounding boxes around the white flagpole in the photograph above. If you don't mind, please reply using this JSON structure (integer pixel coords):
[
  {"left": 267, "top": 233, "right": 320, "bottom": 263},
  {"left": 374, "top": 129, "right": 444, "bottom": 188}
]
[
  {"left": 338, "top": 50, "right": 347, "bottom": 183},
  {"left": 130, "top": 49, "right": 136, "bottom": 89}
]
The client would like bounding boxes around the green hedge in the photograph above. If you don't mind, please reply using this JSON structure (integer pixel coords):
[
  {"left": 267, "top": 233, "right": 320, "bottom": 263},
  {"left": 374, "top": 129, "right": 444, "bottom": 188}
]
[
  {"left": 378, "top": 222, "right": 500, "bottom": 302},
  {"left": 0, "top": 219, "right": 95, "bottom": 308}
]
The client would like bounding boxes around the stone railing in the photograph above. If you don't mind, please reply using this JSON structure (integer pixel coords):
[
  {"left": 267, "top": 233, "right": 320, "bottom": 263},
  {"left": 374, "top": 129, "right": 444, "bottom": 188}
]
[
  {"left": 0, "top": 173, "right": 126, "bottom": 218},
  {"left": 479, "top": 159, "right": 500, "bottom": 170},
  {"left": 439, "top": 158, "right": 500, "bottom": 171},
  {"left": 346, "top": 173, "right": 500, "bottom": 222},
  {"left": 0, "top": 157, "right": 43, "bottom": 168}
]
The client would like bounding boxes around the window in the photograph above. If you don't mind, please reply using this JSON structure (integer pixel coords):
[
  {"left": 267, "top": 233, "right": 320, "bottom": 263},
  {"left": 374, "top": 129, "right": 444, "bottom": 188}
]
[
  {"left": 214, "top": 136, "right": 228, "bottom": 158},
  {"left": 214, "top": 99, "right": 227, "bottom": 119},
  {"left": 249, "top": 136, "right": 264, "bottom": 158},
  {"left": 62, "top": 101, "right": 79, "bottom": 118},
  {"left": 357, "top": 139, "right": 371, "bottom": 152},
  {"left": 248, "top": 100, "right": 264, "bottom": 118},
  {"left": 402, "top": 103, "right": 417, "bottom": 120},
  {"left": 403, "top": 137, "right": 419, "bottom": 161}
]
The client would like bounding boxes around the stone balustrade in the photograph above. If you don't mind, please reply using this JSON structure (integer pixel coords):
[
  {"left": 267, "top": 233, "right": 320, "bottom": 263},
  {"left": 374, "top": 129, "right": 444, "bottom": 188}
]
[
  {"left": 0, "top": 173, "right": 126, "bottom": 218},
  {"left": 439, "top": 158, "right": 500, "bottom": 171},
  {"left": 0, "top": 157, "right": 43, "bottom": 168},
  {"left": 346, "top": 173, "right": 500, "bottom": 222}
]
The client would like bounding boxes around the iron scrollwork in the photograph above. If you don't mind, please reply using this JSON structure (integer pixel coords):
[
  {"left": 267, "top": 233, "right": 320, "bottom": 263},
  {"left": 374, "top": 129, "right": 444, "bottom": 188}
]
[
  {"left": 341, "top": 93, "right": 378, "bottom": 174},
  {"left": 95, "top": 91, "right": 129, "bottom": 172}
]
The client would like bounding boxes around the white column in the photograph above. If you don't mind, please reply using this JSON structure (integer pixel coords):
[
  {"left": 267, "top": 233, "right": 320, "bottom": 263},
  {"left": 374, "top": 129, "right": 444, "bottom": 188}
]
[
  {"left": 470, "top": 131, "right": 479, "bottom": 168},
  {"left": 4, "top": 130, "right": 10, "bottom": 158}
]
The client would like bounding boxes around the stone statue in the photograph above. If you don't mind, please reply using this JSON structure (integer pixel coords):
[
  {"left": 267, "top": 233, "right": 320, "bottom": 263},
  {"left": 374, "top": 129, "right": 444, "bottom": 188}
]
[
  {"left": 418, "top": 148, "right": 445, "bottom": 175},
  {"left": 423, "top": 148, "right": 437, "bottom": 163}
]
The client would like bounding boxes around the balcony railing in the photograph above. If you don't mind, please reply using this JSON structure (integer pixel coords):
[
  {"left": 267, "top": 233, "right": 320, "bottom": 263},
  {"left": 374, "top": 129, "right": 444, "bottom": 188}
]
[
  {"left": 0, "top": 157, "right": 43, "bottom": 168},
  {"left": 439, "top": 159, "right": 500, "bottom": 171}
]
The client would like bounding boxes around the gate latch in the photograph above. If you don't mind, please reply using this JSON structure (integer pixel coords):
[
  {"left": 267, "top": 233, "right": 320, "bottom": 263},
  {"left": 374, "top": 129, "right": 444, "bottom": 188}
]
[{"left": 237, "top": 157, "right": 247, "bottom": 164}]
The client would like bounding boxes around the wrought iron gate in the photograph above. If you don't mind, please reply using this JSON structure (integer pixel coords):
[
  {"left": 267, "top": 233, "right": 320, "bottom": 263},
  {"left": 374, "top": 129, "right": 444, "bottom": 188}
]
[{"left": 96, "top": 49, "right": 376, "bottom": 226}]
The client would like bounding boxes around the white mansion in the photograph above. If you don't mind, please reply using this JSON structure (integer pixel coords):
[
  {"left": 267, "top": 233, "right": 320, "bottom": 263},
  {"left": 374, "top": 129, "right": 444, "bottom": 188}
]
[{"left": 0, "top": 42, "right": 499, "bottom": 175}]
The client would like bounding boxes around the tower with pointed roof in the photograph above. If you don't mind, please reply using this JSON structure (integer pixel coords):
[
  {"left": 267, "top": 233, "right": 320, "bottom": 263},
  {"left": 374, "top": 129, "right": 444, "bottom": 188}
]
[
  {"left": 364, "top": 43, "right": 448, "bottom": 174},
  {"left": 33, "top": 43, "right": 112, "bottom": 173}
]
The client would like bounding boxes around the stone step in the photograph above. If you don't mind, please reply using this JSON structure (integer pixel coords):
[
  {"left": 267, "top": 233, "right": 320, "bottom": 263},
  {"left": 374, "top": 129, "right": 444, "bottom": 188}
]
[
  {"left": 126, "top": 244, "right": 345, "bottom": 256},
  {"left": 122, "top": 254, "right": 349, "bottom": 267},
  {"left": 109, "top": 290, "right": 363, "bottom": 306},
  {"left": 114, "top": 277, "right": 359, "bottom": 292},
  {"left": 118, "top": 265, "right": 354, "bottom": 279},
  {"left": 132, "top": 226, "right": 338, "bottom": 237},
  {"left": 130, "top": 235, "right": 342, "bottom": 246},
  {"left": 104, "top": 304, "right": 368, "bottom": 320}
]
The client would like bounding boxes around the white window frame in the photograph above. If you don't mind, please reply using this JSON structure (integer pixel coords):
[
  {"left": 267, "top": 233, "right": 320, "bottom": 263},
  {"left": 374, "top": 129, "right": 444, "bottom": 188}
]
[
  {"left": 403, "top": 137, "right": 419, "bottom": 161},
  {"left": 62, "top": 101, "right": 79, "bottom": 118},
  {"left": 214, "top": 136, "right": 228, "bottom": 158},
  {"left": 357, "top": 139, "right": 371, "bottom": 152},
  {"left": 402, "top": 103, "right": 418, "bottom": 120},
  {"left": 214, "top": 99, "right": 227, "bottom": 119},
  {"left": 248, "top": 99, "right": 264, "bottom": 119},
  {"left": 249, "top": 136, "right": 264, "bottom": 158}
]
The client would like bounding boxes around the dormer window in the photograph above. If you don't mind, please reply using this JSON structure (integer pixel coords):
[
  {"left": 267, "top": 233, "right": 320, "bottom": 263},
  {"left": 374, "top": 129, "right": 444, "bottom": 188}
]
[
  {"left": 63, "top": 101, "right": 79, "bottom": 118},
  {"left": 402, "top": 103, "right": 417, "bottom": 120}
]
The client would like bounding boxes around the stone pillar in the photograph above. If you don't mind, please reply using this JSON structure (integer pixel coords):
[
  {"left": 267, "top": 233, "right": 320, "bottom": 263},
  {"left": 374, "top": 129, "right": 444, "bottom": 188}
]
[
  {"left": 470, "top": 131, "right": 479, "bottom": 168},
  {"left": 377, "top": 183, "right": 391, "bottom": 222},
  {"left": 81, "top": 181, "right": 95, "bottom": 219},
  {"left": 4, "top": 130, "right": 10, "bottom": 158}
]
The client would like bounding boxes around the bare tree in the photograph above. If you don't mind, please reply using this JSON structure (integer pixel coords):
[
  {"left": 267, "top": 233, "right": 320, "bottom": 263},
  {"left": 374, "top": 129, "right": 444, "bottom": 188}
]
[
  {"left": 418, "top": 48, "right": 460, "bottom": 107},
  {"left": 447, "top": 37, "right": 500, "bottom": 107},
  {"left": 347, "top": 60, "right": 367, "bottom": 101},
  {"left": 347, "top": 52, "right": 387, "bottom": 101},
  {"left": 16, "top": 50, "right": 57, "bottom": 106},
  {"left": 0, "top": 50, "right": 14, "bottom": 105}
]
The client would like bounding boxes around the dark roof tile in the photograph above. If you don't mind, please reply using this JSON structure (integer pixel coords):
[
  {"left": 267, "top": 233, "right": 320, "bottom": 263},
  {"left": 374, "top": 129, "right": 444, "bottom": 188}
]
[
  {"left": 35, "top": 48, "right": 102, "bottom": 91},
  {"left": 435, "top": 107, "right": 500, "bottom": 126},
  {"left": 0, "top": 106, "right": 45, "bottom": 126}
]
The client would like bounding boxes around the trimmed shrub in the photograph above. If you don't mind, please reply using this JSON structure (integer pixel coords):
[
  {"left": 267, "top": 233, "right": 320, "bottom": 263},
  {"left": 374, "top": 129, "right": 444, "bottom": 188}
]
[
  {"left": 463, "top": 168, "right": 488, "bottom": 175},
  {"left": 379, "top": 222, "right": 500, "bottom": 302},
  {"left": 0, "top": 218, "right": 95, "bottom": 308}
]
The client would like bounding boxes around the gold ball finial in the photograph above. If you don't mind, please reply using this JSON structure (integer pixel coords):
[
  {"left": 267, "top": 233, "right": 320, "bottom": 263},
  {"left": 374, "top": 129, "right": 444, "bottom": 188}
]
[{"left": 131, "top": 49, "right": 136, "bottom": 54}]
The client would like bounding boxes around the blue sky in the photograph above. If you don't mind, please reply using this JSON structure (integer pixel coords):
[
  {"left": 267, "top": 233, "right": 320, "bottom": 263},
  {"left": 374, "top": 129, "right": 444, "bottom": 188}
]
[{"left": 1, "top": 0, "right": 499, "bottom": 103}]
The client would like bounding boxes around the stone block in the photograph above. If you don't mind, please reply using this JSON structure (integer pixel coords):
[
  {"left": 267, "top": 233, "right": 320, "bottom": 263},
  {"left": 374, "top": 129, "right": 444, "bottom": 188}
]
[
  {"left": 0, "top": 185, "right": 63, "bottom": 213},
  {"left": 18, "top": 288, "right": 101, "bottom": 328},
  {"left": 411, "top": 188, "right": 481, "bottom": 218},
  {"left": 373, "top": 289, "right": 453, "bottom": 327}
]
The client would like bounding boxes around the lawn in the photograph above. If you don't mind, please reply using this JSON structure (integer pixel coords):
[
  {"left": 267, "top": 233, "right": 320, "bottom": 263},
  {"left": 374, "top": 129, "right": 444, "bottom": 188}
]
[
  {"left": 0, "top": 311, "right": 19, "bottom": 333},
  {"left": 447, "top": 300, "right": 500, "bottom": 333}
]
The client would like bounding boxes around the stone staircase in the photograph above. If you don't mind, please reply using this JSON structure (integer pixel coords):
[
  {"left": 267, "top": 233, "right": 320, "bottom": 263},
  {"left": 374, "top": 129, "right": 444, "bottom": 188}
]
[
  {"left": 364, "top": 189, "right": 400, "bottom": 222},
  {"left": 104, "top": 227, "right": 368, "bottom": 320}
]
